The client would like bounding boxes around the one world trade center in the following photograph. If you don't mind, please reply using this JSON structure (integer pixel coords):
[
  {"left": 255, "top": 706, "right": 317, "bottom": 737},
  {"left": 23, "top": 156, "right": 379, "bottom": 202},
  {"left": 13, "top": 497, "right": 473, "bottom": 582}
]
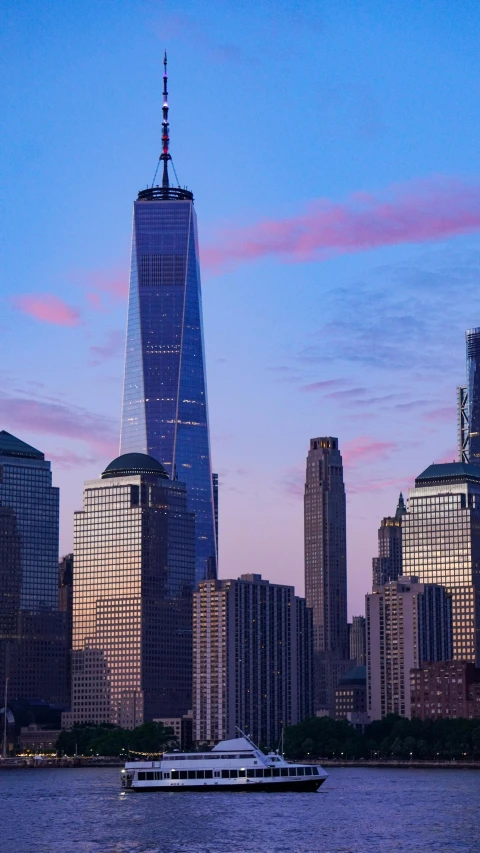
[{"left": 120, "top": 54, "right": 217, "bottom": 583}]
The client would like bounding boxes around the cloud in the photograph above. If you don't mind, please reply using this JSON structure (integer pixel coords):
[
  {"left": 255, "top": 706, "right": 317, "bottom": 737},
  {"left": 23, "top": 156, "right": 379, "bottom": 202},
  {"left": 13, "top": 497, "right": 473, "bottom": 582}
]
[
  {"left": 301, "top": 379, "right": 347, "bottom": 392},
  {"left": 48, "top": 450, "right": 98, "bottom": 470},
  {"left": 202, "top": 177, "right": 480, "bottom": 272},
  {"left": 12, "top": 294, "right": 81, "bottom": 326},
  {"left": 422, "top": 406, "right": 457, "bottom": 423},
  {"left": 342, "top": 435, "right": 399, "bottom": 468},
  {"left": 89, "top": 330, "right": 125, "bottom": 366},
  {"left": 0, "top": 393, "right": 118, "bottom": 458}
]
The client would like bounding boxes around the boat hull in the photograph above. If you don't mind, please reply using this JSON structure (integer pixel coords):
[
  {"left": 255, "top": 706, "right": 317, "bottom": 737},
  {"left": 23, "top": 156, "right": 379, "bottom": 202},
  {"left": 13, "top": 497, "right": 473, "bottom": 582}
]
[{"left": 126, "top": 778, "right": 325, "bottom": 793}]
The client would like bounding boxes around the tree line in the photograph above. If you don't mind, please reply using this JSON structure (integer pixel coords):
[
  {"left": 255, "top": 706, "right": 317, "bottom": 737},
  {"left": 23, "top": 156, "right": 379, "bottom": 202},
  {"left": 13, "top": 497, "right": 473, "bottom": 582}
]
[
  {"left": 285, "top": 715, "right": 480, "bottom": 761},
  {"left": 56, "top": 722, "right": 177, "bottom": 757}
]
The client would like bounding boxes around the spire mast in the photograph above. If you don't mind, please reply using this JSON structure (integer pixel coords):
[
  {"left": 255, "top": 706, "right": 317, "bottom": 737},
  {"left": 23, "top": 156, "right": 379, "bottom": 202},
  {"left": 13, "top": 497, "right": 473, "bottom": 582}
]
[{"left": 161, "top": 50, "right": 170, "bottom": 189}]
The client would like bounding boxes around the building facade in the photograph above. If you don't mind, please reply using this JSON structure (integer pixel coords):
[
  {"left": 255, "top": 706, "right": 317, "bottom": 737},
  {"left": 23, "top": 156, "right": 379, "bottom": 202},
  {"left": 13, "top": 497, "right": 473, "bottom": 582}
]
[
  {"left": 467, "top": 328, "right": 480, "bottom": 463},
  {"left": 366, "top": 577, "right": 453, "bottom": 720},
  {"left": 334, "top": 665, "right": 367, "bottom": 719},
  {"left": 0, "top": 431, "right": 67, "bottom": 706},
  {"left": 68, "top": 452, "right": 195, "bottom": 729},
  {"left": 193, "top": 574, "right": 313, "bottom": 748},
  {"left": 411, "top": 661, "right": 480, "bottom": 720},
  {"left": 304, "top": 437, "right": 349, "bottom": 713},
  {"left": 402, "top": 462, "right": 480, "bottom": 665},
  {"left": 372, "top": 494, "right": 406, "bottom": 587},
  {"left": 119, "top": 58, "right": 216, "bottom": 584},
  {"left": 349, "top": 615, "right": 366, "bottom": 666}
]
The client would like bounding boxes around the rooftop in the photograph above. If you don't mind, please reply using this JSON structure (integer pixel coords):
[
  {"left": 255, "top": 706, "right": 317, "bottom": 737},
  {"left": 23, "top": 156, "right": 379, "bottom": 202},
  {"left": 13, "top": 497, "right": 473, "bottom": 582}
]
[
  {"left": 415, "top": 462, "right": 480, "bottom": 486},
  {"left": 0, "top": 431, "right": 44, "bottom": 461},
  {"left": 102, "top": 452, "right": 169, "bottom": 480},
  {"left": 338, "top": 666, "right": 367, "bottom": 686}
]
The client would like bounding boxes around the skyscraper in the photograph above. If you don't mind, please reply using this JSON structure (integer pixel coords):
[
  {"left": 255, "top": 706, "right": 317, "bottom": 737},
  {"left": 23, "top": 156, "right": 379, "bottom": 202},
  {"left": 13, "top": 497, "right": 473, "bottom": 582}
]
[
  {"left": 0, "top": 431, "right": 67, "bottom": 705},
  {"left": 193, "top": 574, "right": 313, "bottom": 747},
  {"left": 402, "top": 462, "right": 480, "bottom": 664},
  {"left": 68, "top": 452, "right": 195, "bottom": 728},
  {"left": 366, "top": 577, "right": 453, "bottom": 720},
  {"left": 304, "top": 437, "right": 349, "bottom": 713},
  {"left": 467, "top": 328, "right": 480, "bottom": 463},
  {"left": 372, "top": 494, "right": 406, "bottom": 587},
  {"left": 120, "top": 55, "right": 216, "bottom": 584},
  {"left": 349, "top": 615, "right": 366, "bottom": 666}
]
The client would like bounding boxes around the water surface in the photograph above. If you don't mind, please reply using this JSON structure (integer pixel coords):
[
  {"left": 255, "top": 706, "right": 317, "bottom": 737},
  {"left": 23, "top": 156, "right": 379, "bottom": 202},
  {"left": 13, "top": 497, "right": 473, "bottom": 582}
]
[{"left": 1, "top": 766, "right": 478, "bottom": 853}]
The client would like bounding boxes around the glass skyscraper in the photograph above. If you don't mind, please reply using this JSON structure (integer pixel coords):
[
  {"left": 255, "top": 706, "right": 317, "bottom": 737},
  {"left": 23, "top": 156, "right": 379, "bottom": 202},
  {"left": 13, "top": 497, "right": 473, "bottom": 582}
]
[
  {"left": 0, "top": 431, "right": 68, "bottom": 705},
  {"left": 120, "top": 56, "right": 216, "bottom": 583},
  {"left": 68, "top": 452, "right": 195, "bottom": 728},
  {"left": 402, "top": 462, "right": 480, "bottom": 665}
]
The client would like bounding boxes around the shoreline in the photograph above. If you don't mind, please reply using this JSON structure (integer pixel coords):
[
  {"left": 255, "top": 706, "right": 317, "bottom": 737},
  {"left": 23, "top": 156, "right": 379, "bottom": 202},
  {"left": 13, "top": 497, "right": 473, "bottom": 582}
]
[{"left": 1, "top": 757, "right": 480, "bottom": 770}]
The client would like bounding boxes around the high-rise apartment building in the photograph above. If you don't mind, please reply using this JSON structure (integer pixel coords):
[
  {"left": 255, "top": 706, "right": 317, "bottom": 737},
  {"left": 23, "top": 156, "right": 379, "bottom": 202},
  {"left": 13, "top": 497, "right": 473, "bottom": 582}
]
[
  {"left": 193, "top": 574, "right": 313, "bottom": 748},
  {"left": 411, "top": 661, "right": 480, "bottom": 720},
  {"left": 372, "top": 494, "right": 406, "bottom": 587},
  {"left": 366, "top": 577, "right": 453, "bottom": 720},
  {"left": 402, "top": 463, "right": 480, "bottom": 664},
  {"left": 120, "top": 56, "right": 216, "bottom": 584},
  {"left": 349, "top": 615, "right": 366, "bottom": 665},
  {"left": 304, "top": 437, "right": 349, "bottom": 712},
  {"left": 0, "top": 431, "right": 67, "bottom": 705},
  {"left": 68, "top": 452, "right": 195, "bottom": 728}
]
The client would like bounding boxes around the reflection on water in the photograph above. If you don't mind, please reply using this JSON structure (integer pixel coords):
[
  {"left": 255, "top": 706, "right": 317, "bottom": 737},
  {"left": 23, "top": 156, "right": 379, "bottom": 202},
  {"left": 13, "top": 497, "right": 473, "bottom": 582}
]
[{"left": 0, "top": 766, "right": 479, "bottom": 853}]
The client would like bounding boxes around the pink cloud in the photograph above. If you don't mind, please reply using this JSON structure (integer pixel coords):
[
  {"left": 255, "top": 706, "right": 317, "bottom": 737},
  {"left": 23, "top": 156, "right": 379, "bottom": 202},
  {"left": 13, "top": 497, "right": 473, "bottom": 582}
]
[
  {"left": 342, "top": 435, "right": 398, "bottom": 468},
  {"left": 86, "top": 270, "right": 128, "bottom": 310},
  {"left": 12, "top": 294, "right": 81, "bottom": 326},
  {"left": 0, "top": 393, "right": 118, "bottom": 458},
  {"left": 201, "top": 177, "right": 480, "bottom": 272},
  {"left": 422, "top": 406, "right": 457, "bottom": 423},
  {"left": 88, "top": 330, "right": 125, "bottom": 366}
]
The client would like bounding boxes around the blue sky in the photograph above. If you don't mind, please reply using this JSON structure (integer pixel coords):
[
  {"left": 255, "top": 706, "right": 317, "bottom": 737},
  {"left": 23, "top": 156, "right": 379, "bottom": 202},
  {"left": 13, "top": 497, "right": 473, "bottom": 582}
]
[{"left": 2, "top": 0, "right": 480, "bottom": 615}]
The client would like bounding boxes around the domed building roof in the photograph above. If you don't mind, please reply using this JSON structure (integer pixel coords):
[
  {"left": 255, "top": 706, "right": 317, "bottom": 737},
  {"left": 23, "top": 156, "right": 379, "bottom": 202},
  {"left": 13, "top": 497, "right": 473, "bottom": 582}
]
[{"left": 102, "top": 452, "right": 169, "bottom": 480}]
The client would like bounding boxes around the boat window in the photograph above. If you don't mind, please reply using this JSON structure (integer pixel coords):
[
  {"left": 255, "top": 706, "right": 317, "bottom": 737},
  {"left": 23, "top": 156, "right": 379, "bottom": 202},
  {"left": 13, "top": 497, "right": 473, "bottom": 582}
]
[
  {"left": 297, "top": 768, "right": 305, "bottom": 776},
  {"left": 188, "top": 770, "right": 196, "bottom": 779},
  {"left": 137, "top": 772, "right": 145, "bottom": 781},
  {"left": 221, "top": 769, "right": 229, "bottom": 778},
  {"left": 197, "top": 770, "right": 205, "bottom": 779},
  {"left": 281, "top": 768, "right": 288, "bottom": 777},
  {"left": 163, "top": 772, "right": 170, "bottom": 779},
  {"left": 171, "top": 770, "right": 178, "bottom": 779},
  {"left": 289, "top": 768, "right": 297, "bottom": 776},
  {"left": 305, "top": 767, "right": 312, "bottom": 776},
  {"left": 239, "top": 754, "right": 251, "bottom": 759},
  {"left": 273, "top": 768, "right": 281, "bottom": 777},
  {"left": 239, "top": 769, "right": 246, "bottom": 777},
  {"left": 264, "top": 769, "right": 272, "bottom": 778},
  {"left": 255, "top": 769, "right": 263, "bottom": 778},
  {"left": 205, "top": 770, "right": 213, "bottom": 779},
  {"left": 179, "top": 771, "right": 188, "bottom": 779},
  {"left": 156, "top": 772, "right": 162, "bottom": 780},
  {"left": 229, "top": 769, "right": 237, "bottom": 778},
  {"left": 146, "top": 772, "right": 155, "bottom": 780},
  {"left": 247, "top": 769, "right": 255, "bottom": 777},
  {"left": 214, "top": 771, "right": 220, "bottom": 778}
]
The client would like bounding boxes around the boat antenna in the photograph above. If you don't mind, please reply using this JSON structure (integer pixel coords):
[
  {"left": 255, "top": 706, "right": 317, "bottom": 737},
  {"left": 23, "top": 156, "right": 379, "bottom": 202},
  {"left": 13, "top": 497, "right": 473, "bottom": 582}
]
[{"left": 235, "top": 725, "right": 261, "bottom": 752}]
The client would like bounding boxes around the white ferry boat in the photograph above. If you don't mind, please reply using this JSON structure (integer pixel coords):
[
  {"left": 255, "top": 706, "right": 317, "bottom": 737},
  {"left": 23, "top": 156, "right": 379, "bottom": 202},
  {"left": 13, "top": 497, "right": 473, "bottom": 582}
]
[{"left": 121, "top": 736, "right": 327, "bottom": 792}]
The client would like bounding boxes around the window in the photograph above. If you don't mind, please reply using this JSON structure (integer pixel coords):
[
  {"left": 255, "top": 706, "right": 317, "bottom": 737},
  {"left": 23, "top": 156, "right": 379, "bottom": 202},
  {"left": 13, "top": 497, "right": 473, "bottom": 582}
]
[
  {"left": 179, "top": 771, "right": 188, "bottom": 779},
  {"left": 255, "top": 769, "right": 263, "bottom": 778},
  {"left": 229, "top": 769, "right": 238, "bottom": 778},
  {"left": 281, "top": 768, "right": 288, "bottom": 777},
  {"left": 188, "top": 770, "right": 196, "bottom": 779},
  {"left": 289, "top": 768, "right": 297, "bottom": 776},
  {"left": 221, "top": 769, "right": 229, "bottom": 778},
  {"left": 137, "top": 772, "right": 145, "bottom": 781},
  {"left": 146, "top": 772, "right": 155, "bottom": 780},
  {"left": 205, "top": 770, "right": 212, "bottom": 779}
]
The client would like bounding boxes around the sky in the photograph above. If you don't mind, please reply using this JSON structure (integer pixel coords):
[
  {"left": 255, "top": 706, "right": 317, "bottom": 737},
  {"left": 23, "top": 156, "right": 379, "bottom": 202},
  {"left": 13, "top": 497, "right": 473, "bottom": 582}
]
[{"left": 2, "top": 0, "right": 480, "bottom": 617}]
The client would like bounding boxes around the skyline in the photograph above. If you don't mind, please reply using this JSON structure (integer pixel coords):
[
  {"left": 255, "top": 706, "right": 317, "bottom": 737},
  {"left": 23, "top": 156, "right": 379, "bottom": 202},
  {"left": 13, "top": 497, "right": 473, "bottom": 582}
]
[{"left": 3, "top": 1, "right": 480, "bottom": 615}]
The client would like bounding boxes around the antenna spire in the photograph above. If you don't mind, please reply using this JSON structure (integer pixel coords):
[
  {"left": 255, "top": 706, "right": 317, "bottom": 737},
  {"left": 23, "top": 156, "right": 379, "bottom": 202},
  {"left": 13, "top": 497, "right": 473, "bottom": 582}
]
[{"left": 161, "top": 50, "right": 170, "bottom": 189}]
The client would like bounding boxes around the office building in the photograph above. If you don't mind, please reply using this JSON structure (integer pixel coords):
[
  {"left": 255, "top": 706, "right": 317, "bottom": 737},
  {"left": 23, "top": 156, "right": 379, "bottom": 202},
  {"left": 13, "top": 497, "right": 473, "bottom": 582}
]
[
  {"left": 119, "top": 55, "right": 216, "bottom": 583},
  {"left": 411, "top": 661, "right": 480, "bottom": 720},
  {"left": 59, "top": 553, "right": 73, "bottom": 695},
  {"left": 193, "top": 574, "right": 313, "bottom": 748},
  {"left": 402, "top": 463, "right": 480, "bottom": 664},
  {"left": 334, "top": 665, "right": 367, "bottom": 719},
  {"left": 68, "top": 452, "right": 195, "bottom": 728},
  {"left": 366, "top": 577, "right": 453, "bottom": 720},
  {"left": 349, "top": 616, "right": 366, "bottom": 665},
  {"left": 0, "top": 431, "right": 67, "bottom": 706},
  {"left": 372, "top": 494, "right": 406, "bottom": 586},
  {"left": 304, "top": 437, "right": 349, "bottom": 713}
]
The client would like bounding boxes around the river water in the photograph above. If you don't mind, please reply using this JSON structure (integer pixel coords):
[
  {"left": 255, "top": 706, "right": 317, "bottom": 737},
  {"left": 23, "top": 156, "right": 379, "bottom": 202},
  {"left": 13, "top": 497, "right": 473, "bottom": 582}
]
[{"left": 1, "top": 766, "right": 479, "bottom": 853}]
